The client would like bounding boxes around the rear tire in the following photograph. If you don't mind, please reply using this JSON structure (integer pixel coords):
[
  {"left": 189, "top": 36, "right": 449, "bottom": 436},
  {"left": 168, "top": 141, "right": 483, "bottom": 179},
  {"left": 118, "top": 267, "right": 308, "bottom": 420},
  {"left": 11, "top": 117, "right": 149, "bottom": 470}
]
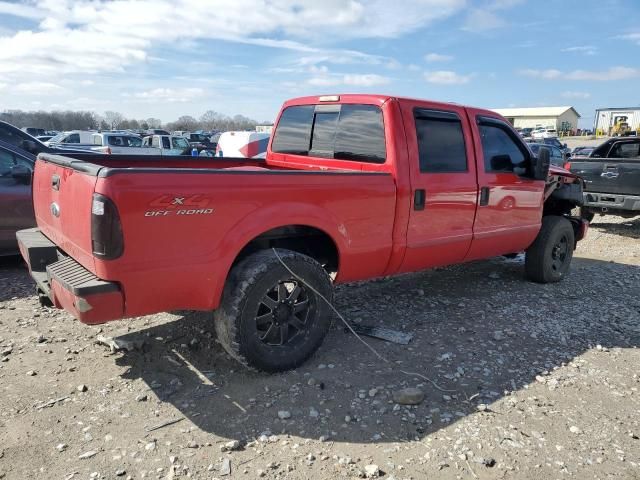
[
  {"left": 214, "top": 249, "right": 333, "bottom": 372},
  {"left": 525, "top": 216, "right": 575, "bottom": 283}
]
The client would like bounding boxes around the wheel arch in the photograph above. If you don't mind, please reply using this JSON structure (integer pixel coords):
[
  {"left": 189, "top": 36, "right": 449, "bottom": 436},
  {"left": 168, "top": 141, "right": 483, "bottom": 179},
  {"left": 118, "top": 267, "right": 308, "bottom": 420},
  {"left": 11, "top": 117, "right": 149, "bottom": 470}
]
[{"left": 210, "top": 210, "right": 344, "bottom": 310}]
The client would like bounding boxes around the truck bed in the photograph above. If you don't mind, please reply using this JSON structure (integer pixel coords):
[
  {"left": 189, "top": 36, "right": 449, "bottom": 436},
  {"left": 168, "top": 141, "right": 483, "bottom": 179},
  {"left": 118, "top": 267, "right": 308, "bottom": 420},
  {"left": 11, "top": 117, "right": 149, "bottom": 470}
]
[
  {"left": 31, "top": 152, "right": 397, "bottom": 319},
  {"left": 569, "top": 157, "right": 640, "bottom": 196}
]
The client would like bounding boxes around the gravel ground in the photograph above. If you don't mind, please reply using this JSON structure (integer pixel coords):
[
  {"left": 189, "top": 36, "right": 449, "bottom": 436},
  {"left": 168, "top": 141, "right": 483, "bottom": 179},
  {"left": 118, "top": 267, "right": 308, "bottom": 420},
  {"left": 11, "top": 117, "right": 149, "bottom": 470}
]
[{"left": 0, "top": 215, "right": 638, "bottom": 480}]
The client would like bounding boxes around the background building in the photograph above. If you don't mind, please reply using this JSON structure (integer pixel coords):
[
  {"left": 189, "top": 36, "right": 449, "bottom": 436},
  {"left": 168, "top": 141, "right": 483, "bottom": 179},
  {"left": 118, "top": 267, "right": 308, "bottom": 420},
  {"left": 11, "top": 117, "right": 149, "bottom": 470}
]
[
  {"left": 593, "top": 107, "right": 640, "bottom": 136},
  {"left": 255, "top": 125, "right": 273, "bottom": 134},
  {"left": 492, "top": 106, "right": 581, "bottom": 133}
]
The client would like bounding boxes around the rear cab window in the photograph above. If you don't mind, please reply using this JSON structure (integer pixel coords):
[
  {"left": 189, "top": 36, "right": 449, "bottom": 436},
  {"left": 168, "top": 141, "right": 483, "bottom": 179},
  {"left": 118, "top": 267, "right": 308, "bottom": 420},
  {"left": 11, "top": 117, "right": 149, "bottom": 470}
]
[{"left": 271, "top": 104, "right": 386, "bottom": 164}]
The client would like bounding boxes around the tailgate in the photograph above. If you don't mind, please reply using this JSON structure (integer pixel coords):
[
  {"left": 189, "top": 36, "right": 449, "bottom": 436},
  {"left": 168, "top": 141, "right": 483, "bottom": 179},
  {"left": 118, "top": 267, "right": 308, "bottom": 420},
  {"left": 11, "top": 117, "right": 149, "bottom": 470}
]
[
  {"left": 570, "top": 159, "right": 640, "bottom": 195},
  {"left": 33, "top": 156, "right": 98, "bottom": 272}
]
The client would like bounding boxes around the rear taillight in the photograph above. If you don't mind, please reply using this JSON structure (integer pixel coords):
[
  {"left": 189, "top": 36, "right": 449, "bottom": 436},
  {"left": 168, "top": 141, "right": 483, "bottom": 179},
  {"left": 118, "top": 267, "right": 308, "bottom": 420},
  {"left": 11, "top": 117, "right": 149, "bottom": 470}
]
[
  {"left": 564, "top": 162, "right": 571, "bottom": 170},
  {"left": 91, "top": 193, "right": 123, "bottom": 260}
]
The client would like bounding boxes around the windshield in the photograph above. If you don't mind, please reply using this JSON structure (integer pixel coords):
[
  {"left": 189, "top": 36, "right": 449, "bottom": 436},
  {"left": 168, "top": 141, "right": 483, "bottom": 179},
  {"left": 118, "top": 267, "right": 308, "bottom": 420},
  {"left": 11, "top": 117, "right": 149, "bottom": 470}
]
[{"left": 47, "top": 132, "right": 66, "bottom": 143}]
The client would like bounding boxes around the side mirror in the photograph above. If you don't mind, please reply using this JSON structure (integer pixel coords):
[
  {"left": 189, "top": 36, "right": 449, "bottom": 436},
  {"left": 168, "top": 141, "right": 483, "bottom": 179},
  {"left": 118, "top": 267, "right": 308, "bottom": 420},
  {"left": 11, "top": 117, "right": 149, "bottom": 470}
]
[
  {"left": 21, "top": 139, "right": 39, "bottom": 154},
  {"left": 11, "top": 165, "right": 32, "bottom": 185},
  {"left": 563, "top": 143, "right": 568, "bottom": 148},
  {"left": 532, "top": 147, "right": 551, "bottom": 180},
  {"left": 490, "top": 154, "right": 513, "bottom": 172}
]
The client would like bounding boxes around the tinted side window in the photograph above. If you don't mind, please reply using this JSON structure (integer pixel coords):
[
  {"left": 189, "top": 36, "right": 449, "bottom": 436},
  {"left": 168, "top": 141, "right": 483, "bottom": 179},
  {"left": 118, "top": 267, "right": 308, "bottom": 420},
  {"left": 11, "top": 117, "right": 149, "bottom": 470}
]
[
  {"left": 334, "top": 105, "right": 386, "bottom": 163},
  {"left": 550, "top": 146, "right": 564, "bottom": 166},
  {"left": 66, "top": 133, "right": 80, "bottom": 143},
  {"left": 272, "top": 105, "right": 314, "bottom": 155},
  {"left": 414, "top": 110, "right": 467, "bottom": 172},
  {"left": 479, "top": 124, "right": 526, "bottom": 172},
  {"left": 0, "top": 149, "right": 15, "bottom": 176},
  {"left": 611, "top": 142, "right": 640, "bottom": 158},
  {"left": 162, "top": 137, "right": 171, "bottom": 149}
]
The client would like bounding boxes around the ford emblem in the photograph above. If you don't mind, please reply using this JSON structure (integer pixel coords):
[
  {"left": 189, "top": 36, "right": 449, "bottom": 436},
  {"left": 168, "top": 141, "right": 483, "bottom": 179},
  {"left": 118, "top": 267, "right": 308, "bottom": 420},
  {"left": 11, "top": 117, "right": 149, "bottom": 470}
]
[{"left": 50, "top": 202, "right": 60, "bottom": 217}]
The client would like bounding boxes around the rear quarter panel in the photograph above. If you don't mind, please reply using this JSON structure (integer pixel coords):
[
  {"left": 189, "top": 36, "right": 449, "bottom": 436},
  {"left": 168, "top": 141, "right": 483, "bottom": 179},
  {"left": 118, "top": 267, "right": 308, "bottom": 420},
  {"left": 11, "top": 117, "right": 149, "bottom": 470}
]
[{"left": 94, "top": 170, "right": 396, "bottom": 317}]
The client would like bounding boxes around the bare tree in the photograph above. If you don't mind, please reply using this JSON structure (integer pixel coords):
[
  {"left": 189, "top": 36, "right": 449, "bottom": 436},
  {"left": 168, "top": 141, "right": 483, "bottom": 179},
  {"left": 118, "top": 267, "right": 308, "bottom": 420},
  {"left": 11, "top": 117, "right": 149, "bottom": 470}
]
[
  {"left": 146, "top": 118, "right": 162, "bottom": 129},
  {"left": 104, "top": 111, "right": 124, "bottom": 129}
]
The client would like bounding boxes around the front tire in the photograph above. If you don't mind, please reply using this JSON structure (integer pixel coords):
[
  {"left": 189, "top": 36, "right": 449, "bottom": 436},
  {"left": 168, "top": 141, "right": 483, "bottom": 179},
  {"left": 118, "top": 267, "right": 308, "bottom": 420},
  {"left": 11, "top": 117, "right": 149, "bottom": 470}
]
[
  {"left": 525, "top": 216, "right": 575, "bottom": 283},
  {"left": 214, "top": 249, "right": 333, "bottom": 372}
]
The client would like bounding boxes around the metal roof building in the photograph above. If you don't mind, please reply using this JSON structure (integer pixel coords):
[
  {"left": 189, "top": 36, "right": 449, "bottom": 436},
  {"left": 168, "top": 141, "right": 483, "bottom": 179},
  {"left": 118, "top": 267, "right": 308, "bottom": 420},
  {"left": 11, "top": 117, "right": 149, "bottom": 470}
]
[
  {"left": 593, "top": 107, "right": 640, "bottom": 136},
  {"left": 491, "top": 106, "right": 581, "bottom": 132}
]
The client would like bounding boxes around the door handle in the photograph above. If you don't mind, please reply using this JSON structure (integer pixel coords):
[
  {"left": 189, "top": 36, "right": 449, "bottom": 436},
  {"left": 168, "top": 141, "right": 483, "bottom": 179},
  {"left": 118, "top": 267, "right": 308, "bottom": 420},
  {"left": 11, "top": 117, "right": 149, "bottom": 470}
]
[
  {"left": 479, "top": 186, "right": 490, "bottom": 206},
  {"left": 414, "top": 189, "right": 425, "bottom": 211},
  {"left": 52, "top": 174, "right": 60, "bottom": 191}
]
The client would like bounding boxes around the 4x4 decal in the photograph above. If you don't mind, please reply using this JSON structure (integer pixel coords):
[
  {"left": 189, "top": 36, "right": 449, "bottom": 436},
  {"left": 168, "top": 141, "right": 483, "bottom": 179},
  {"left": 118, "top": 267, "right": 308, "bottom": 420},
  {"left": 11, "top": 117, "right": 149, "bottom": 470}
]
[{"left": 145, "top": 194, "right": 214, "bottom": 217}]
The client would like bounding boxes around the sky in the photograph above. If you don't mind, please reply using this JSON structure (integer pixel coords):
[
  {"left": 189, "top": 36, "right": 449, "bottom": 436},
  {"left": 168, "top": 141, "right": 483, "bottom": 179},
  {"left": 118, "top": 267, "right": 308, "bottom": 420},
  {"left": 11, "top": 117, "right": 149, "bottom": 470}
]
[{"left": 0, "top": 0, "right": 639, "bottom": 128}]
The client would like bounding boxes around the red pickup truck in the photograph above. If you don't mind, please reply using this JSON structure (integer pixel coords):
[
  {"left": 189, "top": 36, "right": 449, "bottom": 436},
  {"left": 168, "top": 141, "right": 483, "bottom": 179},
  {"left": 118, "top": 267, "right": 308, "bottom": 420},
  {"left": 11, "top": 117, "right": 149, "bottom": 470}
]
[{"left": 18, "top": 94, "right": 587, "bottom": 372}]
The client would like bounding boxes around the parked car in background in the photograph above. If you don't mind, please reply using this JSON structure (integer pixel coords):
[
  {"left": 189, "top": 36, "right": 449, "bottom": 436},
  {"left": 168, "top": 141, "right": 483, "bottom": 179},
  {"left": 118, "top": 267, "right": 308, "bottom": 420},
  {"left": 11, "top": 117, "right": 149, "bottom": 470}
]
[
  {"left": 532, "top": 128, "right": 558, "bottom": 140},
  {"left": 0, "top": 121, "right": 92, "bottom": 157},
  {"left": 0, "top": 141, "right": 35, "bottom": 255},
  {"left": 568, "top": 137, "right": 640, "bottom": 221},
  {"left": 142, "top": 134, "right": 192, "bottom": 155},
  {"left": 146, "top": 129, "right": 171, "bottom": 136},
  {"left": 215, "top": 131, "right": 270, "bottom": 158},
  {"left": 91, "top": 132, "right": 147, "bottom": 154},
  {"left": 520, "top": 127, "right": 534, "bottom": 138},
  {"left": 21, "top": 127, "right": 45, "bottom": 137},
  {"left": 45, "top": 130, "right": 96, "bottom": 150},
  {"left": 571, "top": 146, "right": 595, "bottom": 157},
  {"left": 172, "top": 131, "right": 216, "bottom": 151},
  {"left": 0, "top": 121, "right": 48, "bottom": 156},
  {"left": 527, "top": 143, "right": 566, "bottom": 166},
  {"left": 526, "top": 137, "right": 570, "bottom": 157}
]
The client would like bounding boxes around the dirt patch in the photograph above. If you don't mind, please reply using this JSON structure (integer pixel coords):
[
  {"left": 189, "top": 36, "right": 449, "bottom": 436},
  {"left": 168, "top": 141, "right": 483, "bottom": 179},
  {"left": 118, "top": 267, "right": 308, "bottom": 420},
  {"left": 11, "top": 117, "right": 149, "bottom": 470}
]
[{"left": 0, "top": 217, "right": 638, "bottom": 479}]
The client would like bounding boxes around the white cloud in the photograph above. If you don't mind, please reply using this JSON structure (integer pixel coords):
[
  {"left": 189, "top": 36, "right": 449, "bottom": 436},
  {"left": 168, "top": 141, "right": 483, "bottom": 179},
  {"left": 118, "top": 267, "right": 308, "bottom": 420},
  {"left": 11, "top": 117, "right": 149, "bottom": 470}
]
[
  {"left": 424, "top": 70, "right": 472, "bottom": 85},
  {"left": 561, "top": 45, "right": 597, "bottom": 56},
  {"left": 461, "top": 0, "right": 524, "bottom": 32},
  {"left": 15, "top": 81, "right": 64, "bottom": 94},
  {"left": 617, "top": 32, "right": 640, "bottom": 45},
  {"left": 0, "top": 1, "right": 42, "bottom": 20},
  {"left": 425, "top": 53, "right": 453, "bottom": 62},
  {"left": 131, "top": 87, "right": 205, "bottom": 103},
  {"left": 520, "top": 66, "right": 640, "bottom": 81},
  {"left": 462, "top": 9, "right": 505, "bottom": 32},
  {"left": 343, "top": 74, "right": 390, "bottom": 86},
  {"left": 0, "top": 0, "right": 466, "bottom": 81},
  {"left": 561, "top": 91, "right": 591, "bottom": 99},
  {"left": 308, "top": 73, "right": 390, "bottom": 87},
  {"left": 518, "top": 68, "right": 563, "bottom": 79}
]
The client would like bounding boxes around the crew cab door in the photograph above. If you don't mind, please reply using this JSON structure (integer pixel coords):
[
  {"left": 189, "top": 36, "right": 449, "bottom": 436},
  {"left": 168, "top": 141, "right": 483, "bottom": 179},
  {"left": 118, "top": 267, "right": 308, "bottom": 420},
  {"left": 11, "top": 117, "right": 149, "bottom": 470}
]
[
  {"left": 398, "top": 102, "right": 478, "bottom": 272},
  {"left": 465, "top": 113, "right": 544, "bottom": 260}
]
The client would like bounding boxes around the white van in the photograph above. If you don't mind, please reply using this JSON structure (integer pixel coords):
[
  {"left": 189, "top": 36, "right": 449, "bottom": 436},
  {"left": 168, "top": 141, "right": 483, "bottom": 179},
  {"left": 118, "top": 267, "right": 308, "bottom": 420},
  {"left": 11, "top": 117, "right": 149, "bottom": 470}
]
[{"left": 215, "top": 131, "right": 270, "bottom": 158}]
